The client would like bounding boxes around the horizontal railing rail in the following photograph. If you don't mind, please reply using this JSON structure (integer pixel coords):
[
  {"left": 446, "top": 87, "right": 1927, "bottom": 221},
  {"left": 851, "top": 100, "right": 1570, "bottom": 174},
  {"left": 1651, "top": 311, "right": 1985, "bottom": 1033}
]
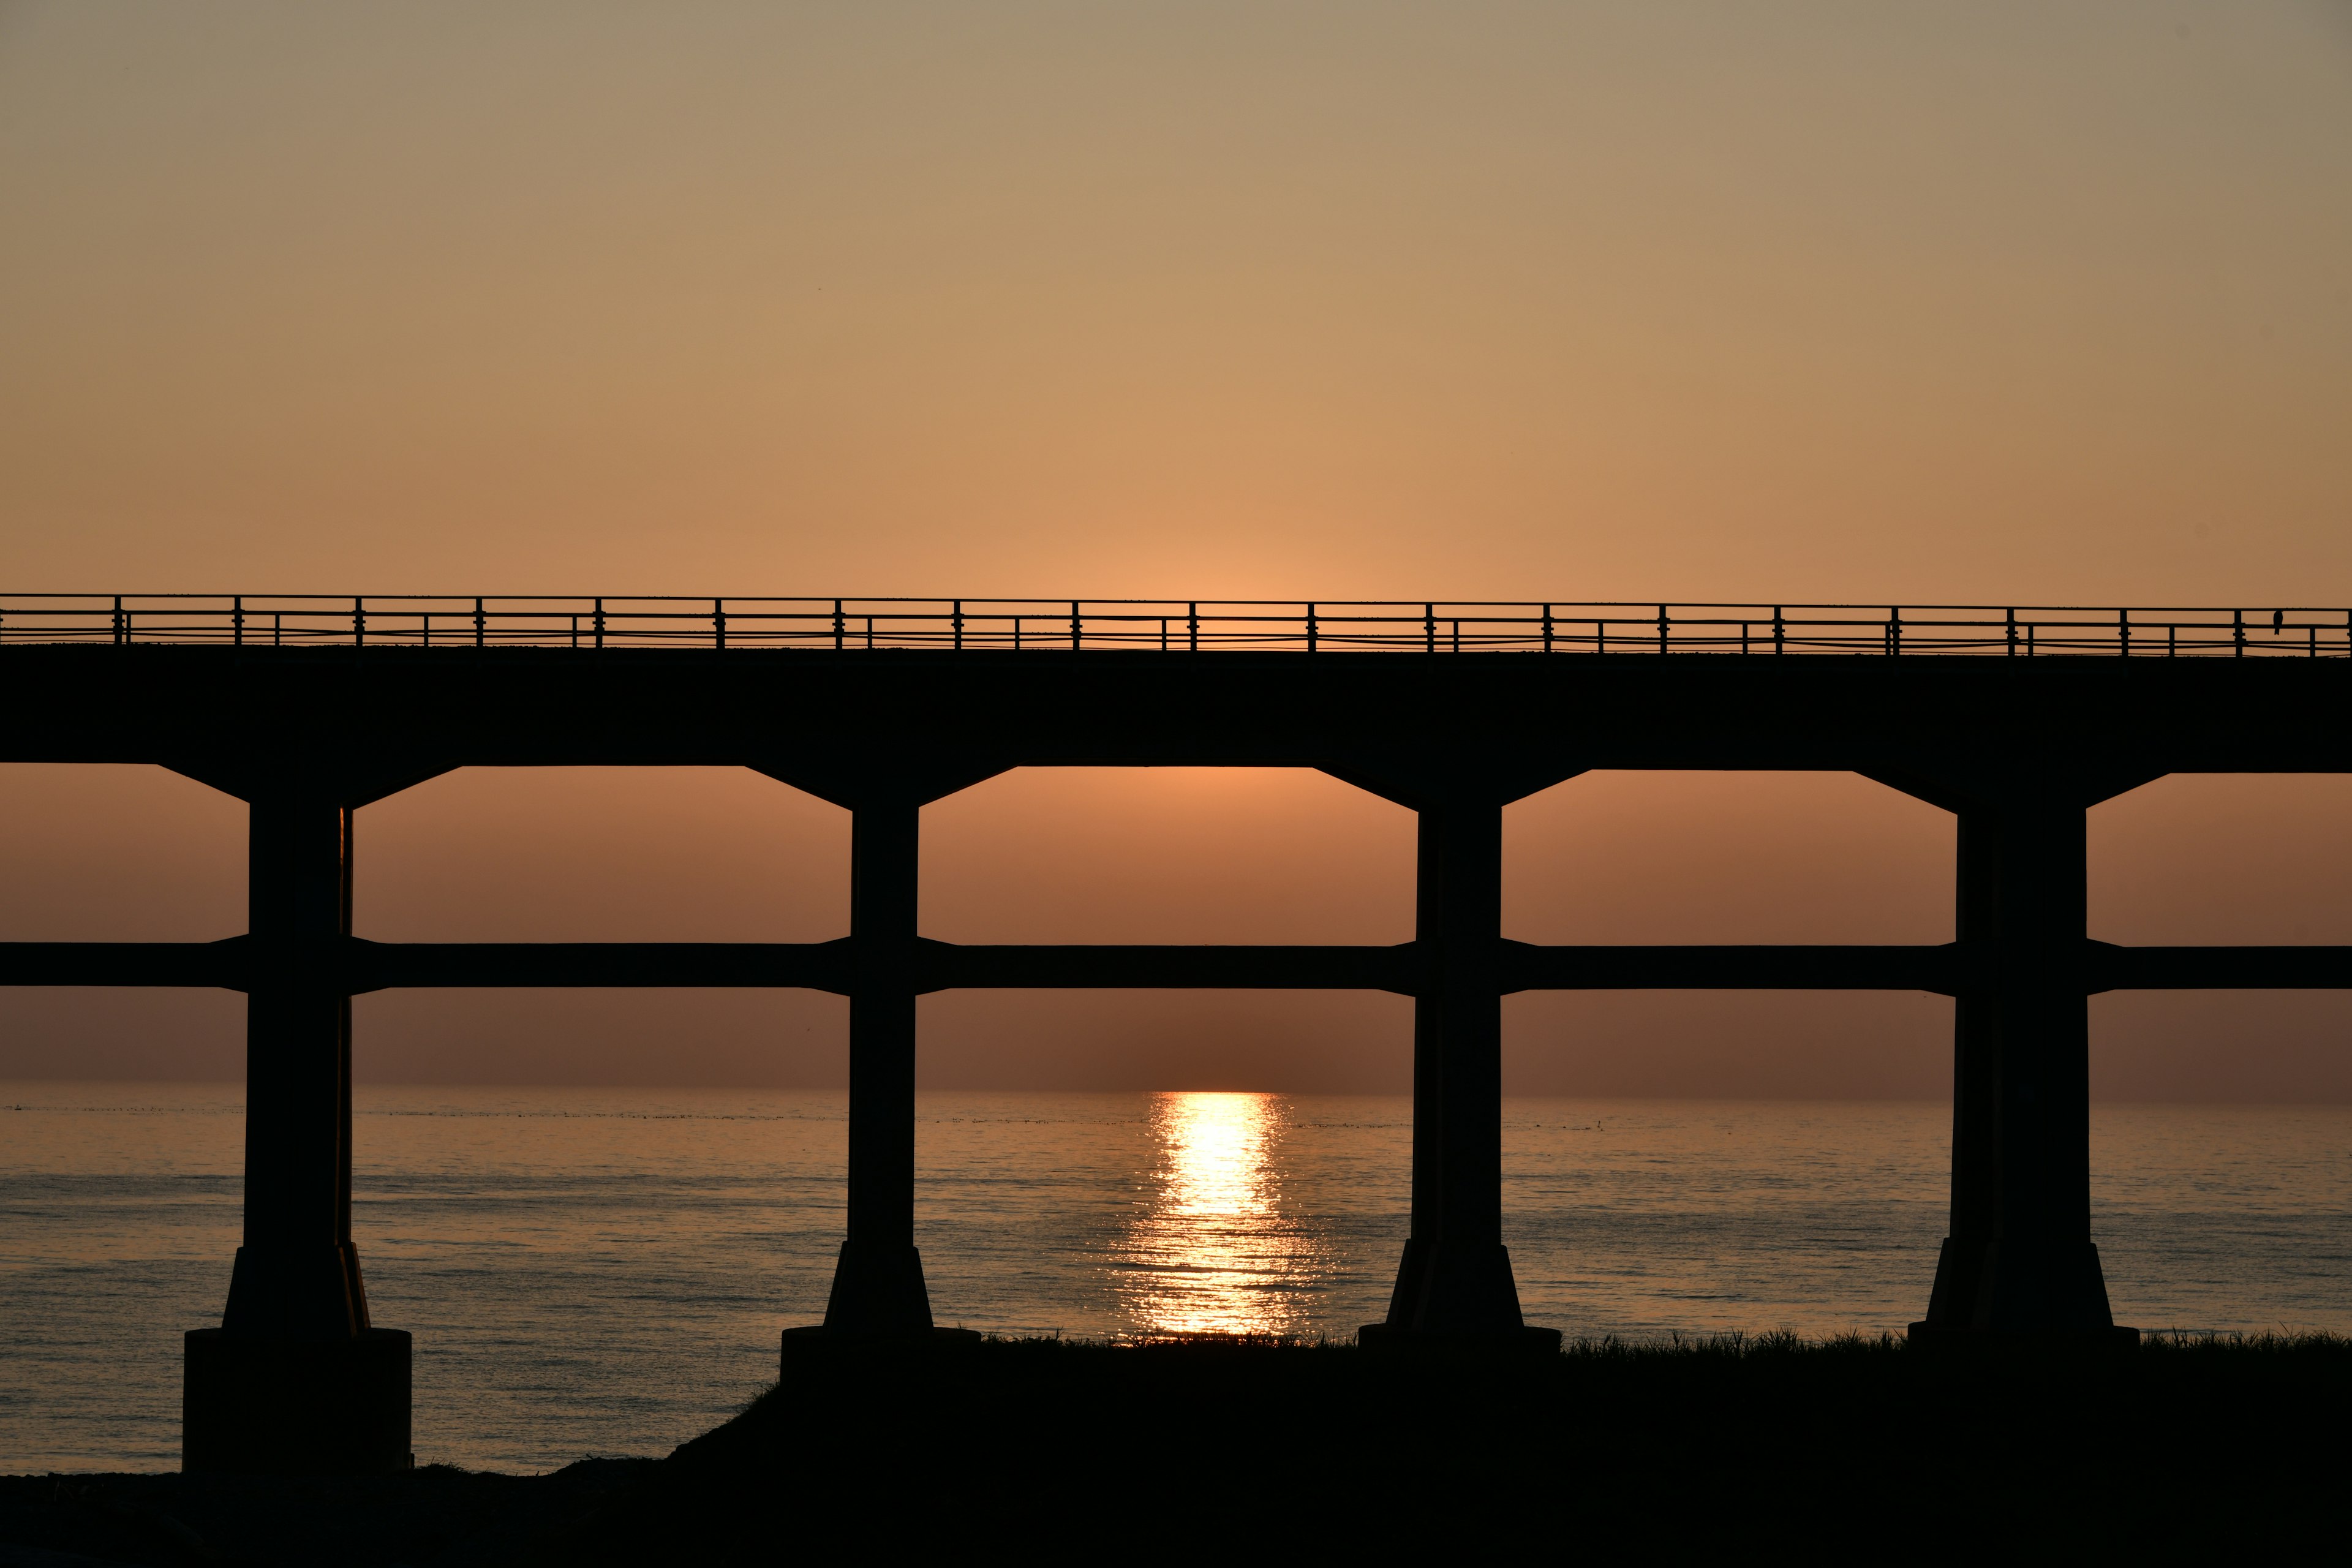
[
  {"left": 1, "top": 595, "right": 2348, "bottom": 657},
  {"left": 2, "top": 936, "right": 2345, "bottom": 997}
]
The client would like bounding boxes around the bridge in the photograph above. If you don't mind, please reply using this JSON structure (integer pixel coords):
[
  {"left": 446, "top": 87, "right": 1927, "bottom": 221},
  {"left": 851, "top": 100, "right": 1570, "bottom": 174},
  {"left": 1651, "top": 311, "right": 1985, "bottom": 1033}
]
[{"left": 5, "top": 594, "right": 2349, "bottom": 1473}]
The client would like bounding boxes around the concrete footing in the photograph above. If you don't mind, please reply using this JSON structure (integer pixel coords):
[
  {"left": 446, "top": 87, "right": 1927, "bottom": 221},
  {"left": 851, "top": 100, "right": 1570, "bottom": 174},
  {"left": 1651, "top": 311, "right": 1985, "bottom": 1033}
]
[
  {"left": 183, "top": 1327, "right": 412, "bottom": 1474},
  {"left": 1357, "top": 1324, "right": 1562, "bottom": 1357},
  {"left": 780, "top": 1324, "right": 984, "bottom": 1379},
  {"left": 1905, "top": 1321, "right": 2141, "bottom": 1351}
]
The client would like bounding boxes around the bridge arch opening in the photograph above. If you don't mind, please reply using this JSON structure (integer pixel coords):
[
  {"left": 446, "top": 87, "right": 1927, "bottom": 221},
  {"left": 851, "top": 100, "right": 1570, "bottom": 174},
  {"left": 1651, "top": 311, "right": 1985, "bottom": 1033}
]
[
  {"left": 1502, "top": 770, "right": 1953, "bottom": 947},
  {"left": 1498, "top": 771, "right": 1952, "bottom": 1101},
  {"left": 349, "top": 766, "right": 852, "bottom": 1090},
  {"left": 0, "top": 763, "right": 246, "bottom": 1081},
  {"left": 2090, "top": 774, "right": 2352, "bottom": 1104},
  {"left": 914, "top": 768, "right": 1413, "bottom": 1105},
  {"left": 355, "top": 766, "right": 849, "bottom": 943},
  {"left": 919, "top": 766, "right": 1414, "bottom": 946},
  {"left": 2089, "top": 774, "right": 2352, "bottom": 948},
  {"left": 0, "top": 763, "right": 247, "bottom": 942}
]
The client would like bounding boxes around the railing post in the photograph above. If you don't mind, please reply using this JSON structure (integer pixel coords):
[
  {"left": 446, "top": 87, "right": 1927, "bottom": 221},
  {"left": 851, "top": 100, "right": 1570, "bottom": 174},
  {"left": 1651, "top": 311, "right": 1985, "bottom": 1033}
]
[
  {"left": 1657, "top": 605, "right": 1668, "bottom": 654},
  {"left": 1541, "top": 605, "right": 1553, "bottom": 653},
  {"left": 831, "top": 599, "right": 843, "bottom": 651},
  {"left": 715, "top": 599, "right": 728, "bottom": 650},
  {"left": 2234, "top": 609, "right": 2245, "bottom": 658},
  {"left": 952, "top": 600, "right": 963, "bottom": 652},
  {"left": 593, "top": 598, "right": 605, "bottom": 650},
  {"left": 1188, "top": 603, "right": 1199, "bottom": 653},
  {"left": 1071, "top": 601, "right": 1081, "bottom": 651},
  {"left": 2006, "top": 609, "right": 2018, "bottom": 657},
  {"left": 1888, "top": 606, "right": 1902, "bottom": 657},
  {"left": 1773, "top": 606, "right": 1784, "bottom": 655},
  {"left": 2119, "top": 608, "right": 2130, "bottom": 657},
  {"left": 113, "top": 595, "right": 124, "bottom": 646},
  {"left": 1306, "top": 603, "right": 1318, "bottom": 653},
  {"left": 353, "top": 598, "right": 364, "bottom": 647},
  {"left": 473, "top": 598, "right": 484, "bottom": 649},
  {"left": 233, "top": 597, "right": 245, "bottom": 647},
  {"left": 1424, "top": 603, "right": 1435, "bottom": 654}
]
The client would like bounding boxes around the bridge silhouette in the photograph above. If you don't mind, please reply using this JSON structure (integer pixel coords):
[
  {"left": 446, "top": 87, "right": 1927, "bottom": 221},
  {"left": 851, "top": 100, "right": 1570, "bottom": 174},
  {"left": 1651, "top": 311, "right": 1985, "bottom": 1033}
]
[{"left": 5, "top": 594, "right": 2348, "bottom": 1474}]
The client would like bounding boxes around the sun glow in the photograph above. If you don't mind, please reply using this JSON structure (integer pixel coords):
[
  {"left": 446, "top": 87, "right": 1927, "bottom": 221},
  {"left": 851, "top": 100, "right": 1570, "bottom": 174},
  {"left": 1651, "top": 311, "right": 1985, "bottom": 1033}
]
[{"left": 1113, "top": 1091, "right": 1326, "bottom": 1336}]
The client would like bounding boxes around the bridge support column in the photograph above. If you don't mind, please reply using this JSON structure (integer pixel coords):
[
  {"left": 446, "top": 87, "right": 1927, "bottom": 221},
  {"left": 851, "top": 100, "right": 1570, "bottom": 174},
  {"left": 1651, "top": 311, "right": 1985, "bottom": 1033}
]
[
  {"left": 186, "top": 790, "right": 410, "bottom": 1473},
  {"left": 821, "top": 801, "right": 937, "bottom": 1333},
  {"left": 760, "top": 760, "right": 1003, "bottom": 1358},
  {"left": 1337, "top": 764, "right": 1569, "bottom": 1352},
  {"left": 1909, "top": 793, "right": 2133, "bottom": 1344},
  {"left": 1383, "top": 800, "right": 1529, "bottom": 1334}
]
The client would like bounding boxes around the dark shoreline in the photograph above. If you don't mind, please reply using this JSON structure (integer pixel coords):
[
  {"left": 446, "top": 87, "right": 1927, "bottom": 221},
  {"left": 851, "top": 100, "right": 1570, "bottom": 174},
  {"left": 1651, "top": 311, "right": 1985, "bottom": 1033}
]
[{"left": 9, "top": 1332, "right": 2348, "bottom": 1565}]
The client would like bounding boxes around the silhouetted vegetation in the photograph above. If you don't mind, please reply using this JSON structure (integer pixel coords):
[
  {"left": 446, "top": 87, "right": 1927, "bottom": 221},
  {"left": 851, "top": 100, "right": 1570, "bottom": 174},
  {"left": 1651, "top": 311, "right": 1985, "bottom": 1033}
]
[
  {"left": 531, "top": 1330, "right": 2350, "bottom": 1563},
  {"left": 7, "top": 1333, "right": 2346, "bottom": 1564}
]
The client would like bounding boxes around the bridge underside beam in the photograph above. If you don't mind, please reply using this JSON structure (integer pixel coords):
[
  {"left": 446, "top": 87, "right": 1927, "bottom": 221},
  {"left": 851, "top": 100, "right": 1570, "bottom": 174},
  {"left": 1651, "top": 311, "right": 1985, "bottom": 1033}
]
[
  {"left": 2086, "top": 944, "right": 2352, "bottom": 990},
  {"left": 2, "top": 939, "right": 2348, "bottom": 993}
]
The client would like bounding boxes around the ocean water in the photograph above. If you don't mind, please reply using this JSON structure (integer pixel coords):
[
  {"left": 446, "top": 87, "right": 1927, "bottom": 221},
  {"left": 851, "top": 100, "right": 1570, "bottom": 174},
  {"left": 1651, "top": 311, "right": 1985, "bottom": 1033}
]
[{"left": 2, "top": 1084, "right": 2348, "bottom": 1473}]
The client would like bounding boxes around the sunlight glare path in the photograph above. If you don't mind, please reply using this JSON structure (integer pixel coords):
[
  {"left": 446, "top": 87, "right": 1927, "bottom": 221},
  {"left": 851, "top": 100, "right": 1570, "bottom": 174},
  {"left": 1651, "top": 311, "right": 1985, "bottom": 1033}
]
[{"left": 1111, "top": 1091, "right": 1333, "bottom": 1336}]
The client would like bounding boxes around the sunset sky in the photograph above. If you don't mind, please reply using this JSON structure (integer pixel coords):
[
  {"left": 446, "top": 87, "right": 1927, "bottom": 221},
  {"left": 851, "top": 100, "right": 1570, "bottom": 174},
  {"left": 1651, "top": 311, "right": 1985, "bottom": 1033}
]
[{"left": 2, "top": 1, "right": 2348, "bottom": 1098}]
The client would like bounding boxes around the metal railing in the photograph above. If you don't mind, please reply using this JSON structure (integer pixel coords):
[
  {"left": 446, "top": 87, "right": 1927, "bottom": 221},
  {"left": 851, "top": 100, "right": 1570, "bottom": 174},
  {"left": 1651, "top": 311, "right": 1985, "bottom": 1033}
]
[{"left": 0, "top": 595, "right": 2346, "bottom": 657}]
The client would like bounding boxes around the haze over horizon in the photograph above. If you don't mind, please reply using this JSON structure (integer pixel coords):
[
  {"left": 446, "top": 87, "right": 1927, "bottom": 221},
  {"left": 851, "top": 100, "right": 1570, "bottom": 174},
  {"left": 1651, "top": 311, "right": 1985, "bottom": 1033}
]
[{"left": 3, "top": 1, "right": 2348, "bottom": 1099}]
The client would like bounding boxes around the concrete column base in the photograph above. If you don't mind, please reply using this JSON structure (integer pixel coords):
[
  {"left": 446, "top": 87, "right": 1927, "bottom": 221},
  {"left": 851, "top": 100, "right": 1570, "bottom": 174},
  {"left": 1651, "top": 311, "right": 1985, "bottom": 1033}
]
[
  {"left": 1378, "top": 1239, "right": 1531, "bottom": 1335},
  {"left": 820, "top": 1239, "right": 936, "bottom": 1333},
  {"left": 1913, "top": 1236, "right": 2133, "bottom": 1341},
  {"left": 183, "top": 1328, "right": 412, "bottom": 1475}
]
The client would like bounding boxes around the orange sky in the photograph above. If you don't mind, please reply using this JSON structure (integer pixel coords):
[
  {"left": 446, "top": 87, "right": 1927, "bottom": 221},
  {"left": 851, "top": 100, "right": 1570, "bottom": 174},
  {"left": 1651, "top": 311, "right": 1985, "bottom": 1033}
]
[{"left": 2, "top": 2, "right": 2348, "bottom": 1096}]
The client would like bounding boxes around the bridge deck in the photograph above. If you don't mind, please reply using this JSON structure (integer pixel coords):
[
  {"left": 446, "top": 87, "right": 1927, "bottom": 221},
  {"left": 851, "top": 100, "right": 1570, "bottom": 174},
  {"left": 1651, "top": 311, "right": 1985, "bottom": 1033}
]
[{"left": 5, "top": 616, "right": 2347, "bottom": 1467}]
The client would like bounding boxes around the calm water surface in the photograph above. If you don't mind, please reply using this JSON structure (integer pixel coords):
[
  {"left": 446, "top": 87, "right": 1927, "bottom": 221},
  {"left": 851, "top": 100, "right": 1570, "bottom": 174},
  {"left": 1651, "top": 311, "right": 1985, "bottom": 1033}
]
[{"left": 3, "top": 1084, "right": 2347, "bottom": 1472}]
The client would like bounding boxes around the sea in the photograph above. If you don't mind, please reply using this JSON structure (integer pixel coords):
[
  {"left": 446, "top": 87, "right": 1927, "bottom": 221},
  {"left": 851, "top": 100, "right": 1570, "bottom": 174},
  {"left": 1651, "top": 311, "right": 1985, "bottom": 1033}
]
[{"left": 3, "top": 1084, "right": 2348, "bottom": 1474}]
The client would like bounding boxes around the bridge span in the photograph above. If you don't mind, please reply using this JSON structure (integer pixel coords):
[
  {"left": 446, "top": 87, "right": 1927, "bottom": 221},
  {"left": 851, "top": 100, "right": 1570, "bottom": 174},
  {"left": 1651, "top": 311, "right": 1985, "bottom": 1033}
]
[{"left": 4, "top": 595, "right": 2348, "bottom": 1472}]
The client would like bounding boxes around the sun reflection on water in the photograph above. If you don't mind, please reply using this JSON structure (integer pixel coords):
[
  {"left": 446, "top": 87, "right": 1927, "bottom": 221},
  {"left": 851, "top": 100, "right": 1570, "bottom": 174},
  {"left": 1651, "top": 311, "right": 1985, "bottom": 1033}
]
[{"left": 1112, "top": 1091, "right": 1329, "bottom": 1336}]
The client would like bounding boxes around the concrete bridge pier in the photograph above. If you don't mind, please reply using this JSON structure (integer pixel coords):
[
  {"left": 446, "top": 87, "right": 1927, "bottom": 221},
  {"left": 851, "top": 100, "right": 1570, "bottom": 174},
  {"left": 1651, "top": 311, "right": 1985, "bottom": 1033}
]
[
  {"left": 762, "top": 762, "right": 1002, "bottom": 1354},
  {"left": 1347, "top": 765, "right": 1573, "bottom": 1349},
  {"left": 822, "top": 797, "right": 937, "bottom": 1332},
  {"left": 183, "top": 782, "right": 412, "bottom": 1473},
  {"left": 1902, "top": 778, "right": 2144, "bottom": 1345}
]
